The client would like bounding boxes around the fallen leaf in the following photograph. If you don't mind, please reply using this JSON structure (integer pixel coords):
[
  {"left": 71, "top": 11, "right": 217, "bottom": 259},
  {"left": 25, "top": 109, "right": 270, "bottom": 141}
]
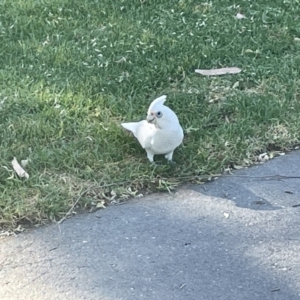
[
  {"left": 110, "top": 190, "right": 117, "bottom": 199},
  {"left": 236, "top": 13, "right": 246, "bottom": 19},
  {"left": 233, "top": 165, "right": 243, "bottom": 170},
  {"left": 258, "top": 153, "right": 269, "bottom": 162},
  {"left": 195, "top": 67, "right": 241, "bottom": 76},
  {"left": 185, "top": 126, "right": 201, "bottom": 133},
  {"left": 136, "top": 194, "right": 143, "bottom": 198},
  {"left": 2, "top": 166, "right": 14, "bottom": 179},
  {"left": 224, "top": 167, "right": 233, "bottom": 174},
  {"left": 21, "top": 159, "right": 30, "bottom": 168},
  {"left": 232, "top": 81, "right": 239, "bottom": 89},
  {"left": 96, "top": 200, "right": 106, "bottom": 209},
  {"left": 11, "top": 157, "right": 29, "bottom": 179},
  {"left": 14, "top": 225, "right": 25, "bottom": 233},
  {"left": 115, "top": 57, "right": 126, "bottom": 63}
]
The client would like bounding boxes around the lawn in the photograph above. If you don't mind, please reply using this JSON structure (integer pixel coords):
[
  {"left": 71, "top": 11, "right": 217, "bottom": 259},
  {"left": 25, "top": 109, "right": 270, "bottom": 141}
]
[{"left": 1, "top": 0, "right": 300, "bottom": 231}]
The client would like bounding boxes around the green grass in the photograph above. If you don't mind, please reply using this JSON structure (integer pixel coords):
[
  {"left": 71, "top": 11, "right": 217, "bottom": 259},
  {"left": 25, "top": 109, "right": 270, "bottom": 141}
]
[{"left": 1, "top": 0, "right": 300, "bottom": 230}]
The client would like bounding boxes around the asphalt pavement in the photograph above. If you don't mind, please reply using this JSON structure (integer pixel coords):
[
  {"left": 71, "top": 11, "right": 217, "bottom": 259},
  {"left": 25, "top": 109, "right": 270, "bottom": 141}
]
[{"left": 1, "top": 151, "right": 300, "bottom": 300}]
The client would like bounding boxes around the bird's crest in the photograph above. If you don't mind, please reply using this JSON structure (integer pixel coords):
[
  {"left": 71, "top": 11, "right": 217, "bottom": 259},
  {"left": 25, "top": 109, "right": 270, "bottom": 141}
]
[{"left": 148, "top": 95, "right": 167, "bottom": 113}]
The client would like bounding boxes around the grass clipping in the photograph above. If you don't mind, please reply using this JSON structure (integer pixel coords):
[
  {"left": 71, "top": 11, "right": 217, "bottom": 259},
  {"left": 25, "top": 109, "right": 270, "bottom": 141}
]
[{"left": 11, "top": 158, "right": 29, "bottom": 179}]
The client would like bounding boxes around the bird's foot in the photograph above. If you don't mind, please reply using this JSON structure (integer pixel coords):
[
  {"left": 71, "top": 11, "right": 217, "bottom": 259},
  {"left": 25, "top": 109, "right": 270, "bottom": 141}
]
[{"left": 150, "top": 161, "right": 163, "bottom": 167}]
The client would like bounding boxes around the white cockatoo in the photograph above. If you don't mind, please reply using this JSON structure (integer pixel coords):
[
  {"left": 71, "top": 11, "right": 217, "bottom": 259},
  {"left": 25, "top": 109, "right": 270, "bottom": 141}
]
[{"left": 121, "top": 95, "right": 184, "bottom": 162}]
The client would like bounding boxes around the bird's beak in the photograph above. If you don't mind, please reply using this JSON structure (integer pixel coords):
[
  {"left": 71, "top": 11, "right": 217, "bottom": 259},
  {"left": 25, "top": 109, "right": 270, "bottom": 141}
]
[{"left": 146, "top": 114, "right": 155, "bottom": 123}]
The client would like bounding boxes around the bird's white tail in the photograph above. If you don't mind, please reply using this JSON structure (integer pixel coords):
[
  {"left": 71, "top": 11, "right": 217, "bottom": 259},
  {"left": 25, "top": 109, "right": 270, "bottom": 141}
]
[{"left": 121, "top": 122, "right": 139, "bottom": 136}]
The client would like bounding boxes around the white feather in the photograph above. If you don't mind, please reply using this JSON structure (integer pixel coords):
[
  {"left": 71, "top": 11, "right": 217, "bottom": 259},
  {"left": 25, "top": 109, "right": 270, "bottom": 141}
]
[
  {"left": 121, "top": 95, "right": 183, "bottom": 162},
  {"left": 147, "top": 95, "right": 167, "bottom": 114}
]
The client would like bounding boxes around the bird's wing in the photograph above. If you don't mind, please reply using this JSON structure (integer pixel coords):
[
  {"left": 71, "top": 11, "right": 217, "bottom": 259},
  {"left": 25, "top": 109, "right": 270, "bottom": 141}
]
[
  {"left": 122, "top": 120, "right": 155, "bottom": 149},
  {"left": 135, "top": 120, "right": 155, "bottom": 149}
]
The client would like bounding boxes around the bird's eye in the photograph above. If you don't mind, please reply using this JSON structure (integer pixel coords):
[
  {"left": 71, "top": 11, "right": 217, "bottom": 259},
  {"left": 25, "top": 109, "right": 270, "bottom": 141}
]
[{"left": 156, "top": 111, "right": 163, "bottom": 118}]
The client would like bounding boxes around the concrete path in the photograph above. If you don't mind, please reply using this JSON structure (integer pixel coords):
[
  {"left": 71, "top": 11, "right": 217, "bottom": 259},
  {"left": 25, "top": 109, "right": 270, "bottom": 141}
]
[{"left": 1, "top": 151, "right": 300, "bottom": 300}]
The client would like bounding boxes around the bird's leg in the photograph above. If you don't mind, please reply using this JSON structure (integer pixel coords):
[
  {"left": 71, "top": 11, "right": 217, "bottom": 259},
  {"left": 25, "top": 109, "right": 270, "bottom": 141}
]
[
  {"left": 165, "top": 152, "right": 176, "bottom": 165},
  {"left": 164, "top": 152, "right": 173, "bottom": 161},
  {"left": 146, "top": 150, "right": 154, "bottom": 163},
  {"left": 146, "top": 150, "right": 163, "bottom": 166}
]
